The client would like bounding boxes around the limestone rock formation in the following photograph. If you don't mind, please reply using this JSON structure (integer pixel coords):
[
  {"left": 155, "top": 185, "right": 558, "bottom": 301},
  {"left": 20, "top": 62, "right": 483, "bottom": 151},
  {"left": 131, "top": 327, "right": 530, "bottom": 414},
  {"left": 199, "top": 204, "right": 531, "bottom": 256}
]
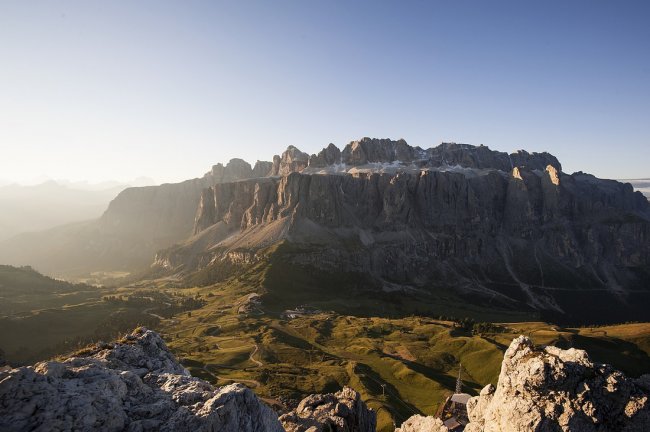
[
  {"left": 395, "top": 414, "right": 448, "bottom": 432},
  {"left": 208, "top": 158, "right": 254, "bottom": 183},
  {"left": 398, "top": 337, "right": 650, "bottom": 431},
  {"left": 0, "top": 328, "right": 283, "bottom": 432},
  {"left": 464, "top": 336, "right": 650, "bottom": 431},
  {"left": 272, "top": 146, "right": 310, "bottom": 176},
  {"left": 165, "top": 144, "right": 650, "bottom": 323},
  {"left": 280, "top": 387, "right": 376, "bottom": 432},
  {"left": 341, "top": 137, "right": 416, "bottom": 165},
  {"left": 331, "top": 138, "right": 562, "bottom": 172},
  {"left": 2, "top": 136, "right": 647, "bottom": 320},
  {"left": 309, "top": 143, "right": 342, "bottom": 167},
  {"left": 253, "top": 160, "right": 275, "bottom": 178}
]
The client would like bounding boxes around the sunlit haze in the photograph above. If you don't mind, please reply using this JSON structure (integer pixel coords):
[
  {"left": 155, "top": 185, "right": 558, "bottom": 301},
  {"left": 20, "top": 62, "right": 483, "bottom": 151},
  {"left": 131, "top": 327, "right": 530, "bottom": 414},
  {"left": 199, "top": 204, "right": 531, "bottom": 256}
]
[{"left": 1, "top": 0, "right": 649, "bottom": 184}]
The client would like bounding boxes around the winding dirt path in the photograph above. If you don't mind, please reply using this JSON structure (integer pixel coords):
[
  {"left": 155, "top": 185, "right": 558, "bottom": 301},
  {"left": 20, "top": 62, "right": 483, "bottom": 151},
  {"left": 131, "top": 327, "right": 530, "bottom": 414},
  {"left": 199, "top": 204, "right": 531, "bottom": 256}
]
[
  {"left": 142, "top": 307, "right": 166, "bottom": 321},
  {"left": 249, "top": 343, "right": 263, "bottom": 367}
]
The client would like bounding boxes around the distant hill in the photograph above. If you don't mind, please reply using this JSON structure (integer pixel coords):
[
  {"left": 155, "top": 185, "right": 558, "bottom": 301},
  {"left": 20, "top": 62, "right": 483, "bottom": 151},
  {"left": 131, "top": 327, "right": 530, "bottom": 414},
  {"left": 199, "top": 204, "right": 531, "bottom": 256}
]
[
  {"left": 0, "top": 264, "right": 95, "bottom": 315},
  {"left": 0, "top": 264, "right": 160, "bottom": 365},
  {"left": 0, "top": 181, "right": 126, "bottom": 241},
  {"left": 0, "top": 161, "right": 272, "bottom": 278}
]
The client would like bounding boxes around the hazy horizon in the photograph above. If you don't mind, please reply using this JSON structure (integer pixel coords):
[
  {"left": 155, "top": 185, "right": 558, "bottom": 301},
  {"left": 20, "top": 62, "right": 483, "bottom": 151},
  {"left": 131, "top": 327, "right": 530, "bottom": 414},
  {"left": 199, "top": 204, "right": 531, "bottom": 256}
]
[{"left": 2, "top": 1, "right": 649, "bottom": 184}]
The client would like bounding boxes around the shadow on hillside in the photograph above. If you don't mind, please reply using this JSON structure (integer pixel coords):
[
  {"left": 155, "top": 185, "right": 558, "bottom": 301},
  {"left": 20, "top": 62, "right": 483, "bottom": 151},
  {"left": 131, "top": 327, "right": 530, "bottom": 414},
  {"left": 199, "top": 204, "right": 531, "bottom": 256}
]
[
  {"left": 355, "top": 362, "right": 422, "bottom": 425},
  {"left": 562, "top": 331, "right": 650, "bottom": 377},
  {"left": 381, "top": 352, "right": 481, "bottom": 394}
]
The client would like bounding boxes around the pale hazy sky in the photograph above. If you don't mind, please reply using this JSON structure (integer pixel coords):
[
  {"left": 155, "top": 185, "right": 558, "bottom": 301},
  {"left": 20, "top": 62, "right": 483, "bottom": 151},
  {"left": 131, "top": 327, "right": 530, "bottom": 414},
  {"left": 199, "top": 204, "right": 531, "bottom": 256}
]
[{"left": 1, "top": 0, "right": 649, "bottom": 184}]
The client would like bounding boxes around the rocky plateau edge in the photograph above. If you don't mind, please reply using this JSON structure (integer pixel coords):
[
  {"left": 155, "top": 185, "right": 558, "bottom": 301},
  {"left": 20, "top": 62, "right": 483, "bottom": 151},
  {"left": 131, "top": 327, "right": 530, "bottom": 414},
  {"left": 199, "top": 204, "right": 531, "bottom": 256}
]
[{"left": 155, "top": 139, "right": 650, "bottom": 323}]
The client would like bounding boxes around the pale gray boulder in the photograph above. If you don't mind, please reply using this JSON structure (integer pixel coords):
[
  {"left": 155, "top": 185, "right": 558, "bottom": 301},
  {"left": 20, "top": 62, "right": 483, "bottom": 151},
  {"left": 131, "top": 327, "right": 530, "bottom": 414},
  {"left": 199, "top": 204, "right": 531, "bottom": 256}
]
[
  {"left": 280, "top": 386, "right": 376, "bottom": 432},
  {"left": 466, "top": 336, "right": 650, "bottom": 431},
  {"left": 0, "top": 328, "right": 283, "bottom": 432}
]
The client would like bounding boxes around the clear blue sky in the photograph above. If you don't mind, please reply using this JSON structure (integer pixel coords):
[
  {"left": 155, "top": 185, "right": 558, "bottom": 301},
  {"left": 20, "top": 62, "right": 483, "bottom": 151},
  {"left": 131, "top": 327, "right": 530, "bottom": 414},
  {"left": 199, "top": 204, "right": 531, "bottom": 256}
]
[{"left": 1, "top": 0, "right": 649, "bottom": 184}]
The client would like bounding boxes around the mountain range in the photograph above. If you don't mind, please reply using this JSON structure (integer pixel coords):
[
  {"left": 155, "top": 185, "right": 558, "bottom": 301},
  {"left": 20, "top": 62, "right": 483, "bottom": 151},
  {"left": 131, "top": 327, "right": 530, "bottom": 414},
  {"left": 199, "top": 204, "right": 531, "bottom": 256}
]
[{"left": 0, "top": 138, "right": 648, "bottom": 324}]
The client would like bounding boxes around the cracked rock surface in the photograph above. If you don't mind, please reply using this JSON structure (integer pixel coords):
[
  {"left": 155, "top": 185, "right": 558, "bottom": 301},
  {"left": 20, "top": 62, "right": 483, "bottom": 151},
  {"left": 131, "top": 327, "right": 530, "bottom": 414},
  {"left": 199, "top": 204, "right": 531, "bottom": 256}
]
[
  {"left": 0, "top": 328, "right": 283, "bottom": 432},
  {"left": 280, "top": 386, "right": 376, "bottom": 432},
  {"left": 400, "top": 336, "right": 650, "bottom": 431},
  {"left": 465, "top": 336, "right": 650, "bottom": 431}
]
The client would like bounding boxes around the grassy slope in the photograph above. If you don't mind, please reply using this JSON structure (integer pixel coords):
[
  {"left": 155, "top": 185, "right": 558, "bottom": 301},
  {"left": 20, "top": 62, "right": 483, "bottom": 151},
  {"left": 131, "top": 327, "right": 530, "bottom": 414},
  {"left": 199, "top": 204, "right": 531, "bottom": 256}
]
[
  {"left": 0, "top": 265, "right": 192, "bottom": 364},
  {"left": 158, "top": 273, "right": 650, "bottom": 431},
  {"left": 3, "top": 262, "right": 650, "bottom": 430}
]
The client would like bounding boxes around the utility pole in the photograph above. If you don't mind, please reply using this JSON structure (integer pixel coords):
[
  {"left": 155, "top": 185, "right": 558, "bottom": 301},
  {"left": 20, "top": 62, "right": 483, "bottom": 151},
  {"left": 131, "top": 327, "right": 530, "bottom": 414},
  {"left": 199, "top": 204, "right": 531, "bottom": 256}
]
[{"left": 380, "top": 384, "right": 386, "bottom": 397}]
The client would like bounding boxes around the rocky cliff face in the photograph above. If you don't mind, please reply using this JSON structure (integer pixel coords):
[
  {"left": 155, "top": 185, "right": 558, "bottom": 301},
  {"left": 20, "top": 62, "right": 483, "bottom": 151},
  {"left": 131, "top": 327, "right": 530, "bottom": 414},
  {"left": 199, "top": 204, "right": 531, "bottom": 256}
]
[
  {"left": 160, "top": 139, "right": 650, "bottom": 323},
  {"left": 271, "top": 146, "right": 311, "bottom": 176},
  {"left": 399, "top": 336, "right": 650, "bottom": 431},
  {"left": 2, "top": 136, "right": 645, "bottom": 298},
  {"left": 0, "top": 328, "right": 375, "bottom": 432}
]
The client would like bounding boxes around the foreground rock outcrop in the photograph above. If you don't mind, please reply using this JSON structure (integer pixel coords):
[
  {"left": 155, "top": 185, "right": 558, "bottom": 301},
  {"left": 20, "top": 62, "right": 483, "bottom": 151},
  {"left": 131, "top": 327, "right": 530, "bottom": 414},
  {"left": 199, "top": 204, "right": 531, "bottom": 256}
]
[
  {"left": 3, "top": 328, "right": 649, "bottom": 431},
  {"left": 395, "top": 414, "right": 448, "bottom": 432},
  {"left": 0, "top": 328, "right": 376, "bottom": 432},
  {"left": 280, "top": 386, "right": 376, "bottom": 432},
  {"left": 401, "top": 336, "right": 650, "bottom": 432},
  {"left": 0, "top": 328, "right": 284, "bottom": 432},
  {"left": 466, "top": 336, "right": 650, "bottom": 431}
]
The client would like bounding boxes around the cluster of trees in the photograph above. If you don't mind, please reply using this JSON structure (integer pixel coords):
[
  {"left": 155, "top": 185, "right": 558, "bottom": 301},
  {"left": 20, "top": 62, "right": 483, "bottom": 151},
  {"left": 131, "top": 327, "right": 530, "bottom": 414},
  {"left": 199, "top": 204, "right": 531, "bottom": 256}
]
[
  {"left": 102, "top": 291, "right": 205, "bottom": 319},
  {"left": 443, "top": 316, "right": 509, "bottom": 336}
]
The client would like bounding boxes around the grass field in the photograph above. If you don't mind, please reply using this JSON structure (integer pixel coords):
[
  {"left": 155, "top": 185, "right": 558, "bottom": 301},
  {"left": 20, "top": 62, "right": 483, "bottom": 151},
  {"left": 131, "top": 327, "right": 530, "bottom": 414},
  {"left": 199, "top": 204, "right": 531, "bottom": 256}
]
[
  {"left": 0, "top": 266, "right": 200, "bottom": 364},
  {"left": 155, "top": 275, "right": 650, "bottom": 431},
  {"left": 2, "top": 264, "right": 650, "bottom": 431}
]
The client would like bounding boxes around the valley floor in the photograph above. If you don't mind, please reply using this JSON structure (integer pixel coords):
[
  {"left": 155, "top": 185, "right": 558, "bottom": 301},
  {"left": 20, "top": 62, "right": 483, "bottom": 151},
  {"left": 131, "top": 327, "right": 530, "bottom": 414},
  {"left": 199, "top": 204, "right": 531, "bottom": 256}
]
[{"left": 3, "top": 272, "right": 650, "bottom": 431}]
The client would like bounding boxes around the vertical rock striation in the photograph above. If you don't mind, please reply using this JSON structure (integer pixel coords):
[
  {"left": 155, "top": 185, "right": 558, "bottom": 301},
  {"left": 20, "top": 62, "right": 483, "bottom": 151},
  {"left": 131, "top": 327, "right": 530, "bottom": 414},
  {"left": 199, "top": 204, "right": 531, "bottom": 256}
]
[{"left": 177, "top": 145, "right": 650, "bottom": 322}]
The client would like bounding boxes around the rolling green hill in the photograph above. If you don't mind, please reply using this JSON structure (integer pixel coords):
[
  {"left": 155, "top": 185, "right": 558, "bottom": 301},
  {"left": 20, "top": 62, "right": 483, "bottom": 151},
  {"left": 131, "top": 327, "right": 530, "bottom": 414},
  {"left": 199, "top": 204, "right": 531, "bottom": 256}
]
[
  {"left": 155, "top": 272, "right": 650, "bottom": 431},
  {"left": 2, "top": 263, "right": 650, "bottom": 431},
  {"left": 0, "top": 265, "right": 189, "bottom": 365}
]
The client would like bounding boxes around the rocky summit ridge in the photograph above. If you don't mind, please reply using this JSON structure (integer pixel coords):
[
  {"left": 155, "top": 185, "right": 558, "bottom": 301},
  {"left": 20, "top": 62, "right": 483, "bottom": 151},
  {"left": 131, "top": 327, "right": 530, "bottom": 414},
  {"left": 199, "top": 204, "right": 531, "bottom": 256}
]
[
  {"left": 2, "top": 329, "right": 649, "bottom": 431},
  {"left": 0, "top": 137, "right": 560, "bottom": 277},
  {"left": 1, "top": 137, "right": 648, "bottom": 323},
  {"left": 156, "top": 139, "right": 650, "bottom": 324}
]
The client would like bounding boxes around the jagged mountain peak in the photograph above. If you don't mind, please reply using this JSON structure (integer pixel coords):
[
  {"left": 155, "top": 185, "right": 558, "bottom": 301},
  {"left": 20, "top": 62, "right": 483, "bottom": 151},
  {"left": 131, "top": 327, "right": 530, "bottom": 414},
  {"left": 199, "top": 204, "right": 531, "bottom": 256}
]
[
  {"left": 167, "top": 137, "right": 649, "bottom": 323},
  {"left": 197, "top": 138, "right": 565, "bottom": 187},
  {"left": 294, "top": 138, "right": 563, "bottom": 174}
]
